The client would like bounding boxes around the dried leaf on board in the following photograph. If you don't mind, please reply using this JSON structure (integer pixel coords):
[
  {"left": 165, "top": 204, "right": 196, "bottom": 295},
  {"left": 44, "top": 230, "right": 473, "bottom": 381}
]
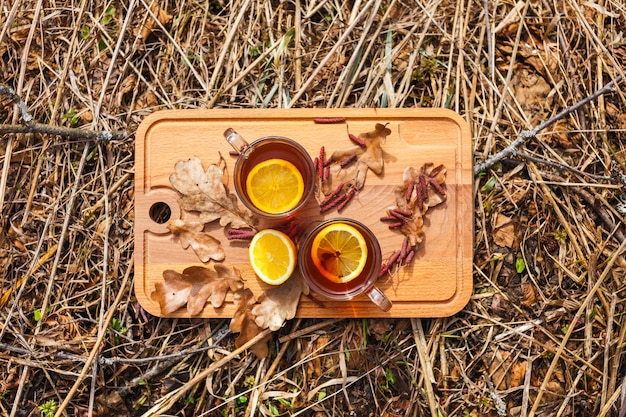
[
  {"left": 230, "top": 288, "right": 271, "bottom": 358},
  {"left": 152, "top": 265, "right": 243, "bottom": 315},
  {"left": 252, "top": 273, "right": 309, "bottom": 331},
  {"left": 358, "top": 123, "right": 390, "bottom": 175},
  {"left": 329, "top": 123, "right": 391, "bottom": 190},
  {"left": 386, "top": 164, "right": 447, "bottom": 247},
  {"left": 400, "top": 163, "right": 447, "bottom": 214},
  {"left": 170, "top": 157, "right": 254, "bottom": 229},
  {"left": 167, "top": 219, "right": 225, "bottom": 263}
]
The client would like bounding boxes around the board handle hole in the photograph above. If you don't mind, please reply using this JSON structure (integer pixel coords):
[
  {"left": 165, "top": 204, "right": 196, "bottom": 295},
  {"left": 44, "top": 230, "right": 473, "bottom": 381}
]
[{"left": 149, "top": 202, "right": 172, "bottom": 224}]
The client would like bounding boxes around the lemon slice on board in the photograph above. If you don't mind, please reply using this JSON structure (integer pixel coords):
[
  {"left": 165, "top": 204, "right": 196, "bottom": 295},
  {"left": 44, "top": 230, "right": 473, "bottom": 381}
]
[
  {"left": 310, "top": 223, "right": 368, "bottom": 283},
  {"left": 246, "top": 158, "right": 304, "bottom": 214},
  {"left": 249, "top": 229, "right": 297, "bottom": 285}
]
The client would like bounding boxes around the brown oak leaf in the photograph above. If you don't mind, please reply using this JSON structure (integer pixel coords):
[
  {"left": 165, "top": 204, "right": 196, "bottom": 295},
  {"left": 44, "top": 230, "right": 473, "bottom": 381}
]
[
  {"left": 152, "top": 265, "right": 243, "bottom": 315},
  {"left": 251, "top": 273, "right": 309, "bottom": 331},
  {"left": 169, "top": 157, "right": 254, "bottom": 229},
  {"left": 230, "top": 288, "right": 271, "bottom": 358},
  {"left": 167, "top": 219, "right": 225, "bottom": 263},
  {"left": 329, "top": 123, "right": 391, "bottom": 190},
  {"left": 358, "top": 123, "right": 390, "bottom": 175},
  {"left": 139, "top": 3, "right": 173, "bottom": 39}
]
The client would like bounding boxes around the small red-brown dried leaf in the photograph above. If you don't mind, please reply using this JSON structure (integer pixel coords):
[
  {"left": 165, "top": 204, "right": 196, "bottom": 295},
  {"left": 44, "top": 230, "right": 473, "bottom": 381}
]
[
  {"left": 139, "top": 3, "right": 173, "bottom": 39},
  {"left": 509, "top": 360, "right": 527, "bottom": 388},
  {"left": 167, "top": 219, "right": 225, "bottom": 263},
  {"left": 230, "top": 288, "right": 270, "bottom": 358},
  {"left": 520, "top": 281, "right": 537, "bottom": 307},
  {"left": 251, "top": 273, "right": 309, "bottom": 331},
  {"left": 169, "top": 157, "right": 254, "bottom": 229},
  {"left": 493, "top": 213, "right": 516, "bottom": 248}
]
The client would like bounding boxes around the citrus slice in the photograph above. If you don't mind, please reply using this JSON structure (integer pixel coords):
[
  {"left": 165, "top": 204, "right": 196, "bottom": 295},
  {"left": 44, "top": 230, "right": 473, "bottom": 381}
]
[
  {"left": 249, "top": 229, "right": 297, "bottom": 285},
  {"left": 246, "top": 158, "right": 304, "bottom": 214},
  {"left": 310, "top": 223, "right": 368, "bottom": 283}
]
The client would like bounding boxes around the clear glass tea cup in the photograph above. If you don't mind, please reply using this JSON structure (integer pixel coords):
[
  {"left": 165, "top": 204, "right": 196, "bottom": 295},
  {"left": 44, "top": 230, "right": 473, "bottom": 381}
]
[
  {"left": 298, "top": 218, "right": 392, "bottom": 312},
  {"left": 224, "top": 128, "right": 316, "bottom": 219}
]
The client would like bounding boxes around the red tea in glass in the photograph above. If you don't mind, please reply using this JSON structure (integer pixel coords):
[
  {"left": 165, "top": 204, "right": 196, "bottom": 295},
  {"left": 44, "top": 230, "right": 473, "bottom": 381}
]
[
  {"left": 298, "top": 218, "right": 391, "bottom": 311},
  {"left": 224, "top": 129, "right": 316, "bottom": 219}
]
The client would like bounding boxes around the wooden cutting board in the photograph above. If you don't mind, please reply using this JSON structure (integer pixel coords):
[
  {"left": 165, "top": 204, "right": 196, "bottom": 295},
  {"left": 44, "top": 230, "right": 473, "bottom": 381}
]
[{"left": 135, "top": 108, "right": 473, "bottom": 318}]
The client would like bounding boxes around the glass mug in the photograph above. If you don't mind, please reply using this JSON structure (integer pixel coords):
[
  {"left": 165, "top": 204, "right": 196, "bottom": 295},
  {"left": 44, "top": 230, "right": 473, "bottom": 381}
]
[
  {"left": 224, "top": 128, "right": 316, "bottom": 219},
  {"left": 298, "top": 218, "right": 392, "bottom": 312}
]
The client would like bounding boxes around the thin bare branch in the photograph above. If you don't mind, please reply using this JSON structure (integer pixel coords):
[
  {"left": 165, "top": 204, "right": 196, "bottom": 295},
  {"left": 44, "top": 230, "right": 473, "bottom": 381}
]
[{"left": 475, "top": 75, "right": 624, "bottom": 175}]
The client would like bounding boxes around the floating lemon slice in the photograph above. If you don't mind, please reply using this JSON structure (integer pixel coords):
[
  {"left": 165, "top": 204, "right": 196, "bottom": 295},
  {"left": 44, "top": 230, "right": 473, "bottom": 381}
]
[
  {"left": 249, "top": 229, "right": 297, "bottom": 285},
  {"left": 246, "top": 158, "right": 304, "bottom": 214},
  {"left": 310, "top": 223, "right": 368, "bottom": 283}
]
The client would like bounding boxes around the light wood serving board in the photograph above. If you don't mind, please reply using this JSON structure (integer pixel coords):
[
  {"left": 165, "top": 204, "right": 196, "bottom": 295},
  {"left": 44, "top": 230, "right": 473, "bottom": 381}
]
[{"left": 135, "top": 109, "right": 473, "bottom": 318}]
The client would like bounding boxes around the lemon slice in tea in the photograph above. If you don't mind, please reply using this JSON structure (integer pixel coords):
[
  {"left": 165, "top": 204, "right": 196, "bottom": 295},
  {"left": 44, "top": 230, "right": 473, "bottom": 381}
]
[
  {"left": 249, "top": 229, "right": 297, "bottom": 285},
  {"left": 246, "top": 158, "right": 304, "bottom": 214},
  {"left": 310, "top": 223, "right": 368, "bottom": 283}
]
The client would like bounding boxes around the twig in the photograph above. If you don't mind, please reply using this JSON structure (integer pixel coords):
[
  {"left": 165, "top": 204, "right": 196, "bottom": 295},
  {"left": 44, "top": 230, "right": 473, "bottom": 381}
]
[
  {"left": 140, "top": 328, "right": 273, "bottom": 417},
  {"left": 54, "top": 253, "right": 134, "bottom": 417},
  {"left": 411, "top": 318, "right": 440, "bottom": 416},
  {"left": 0, "top": 341, "right": 224, "bottom": 366},
  {"left": 538, "top": 170, "right": 626, "bottom": 243},
  {"left": 474, "top": 75, "right": 623, "bottom": 175},
  {"left": 516, "top": 152, "right": 613, "bottom": 182},
  {"left": 0, "top": 83, "right": 127, "bottom": 141},
  {"left": 117, "top": 325, "right": 232, "bottom": 398},
  {"left": 0, "top": 84, "right": 32, "bottom": 123}
]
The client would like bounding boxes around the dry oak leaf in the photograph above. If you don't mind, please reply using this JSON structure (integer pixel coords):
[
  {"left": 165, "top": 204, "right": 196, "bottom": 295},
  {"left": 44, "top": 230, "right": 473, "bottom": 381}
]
[
  {"left": 167, "top": 219, "right": 225, "bottom": 263},
  {"left": 152, "top": 265, "right": 243, "bottom": 315},
  {"left": 330, "top": 123, "right": 391, "bottom": 190},
  {"left": 251, "top": 273, "right": 309, "bottom": 331},
  {"left": 169, "top": 157, "right": 254, "bottom": 229},
  {"left": 230, "top": 288, "right": 271, "bottom": 358},
  {"left": 493, "top": 213, "right": 516, "bottom": 248},
  {"left": 139, "top": 3, "right": 173, "bottom": 39}
]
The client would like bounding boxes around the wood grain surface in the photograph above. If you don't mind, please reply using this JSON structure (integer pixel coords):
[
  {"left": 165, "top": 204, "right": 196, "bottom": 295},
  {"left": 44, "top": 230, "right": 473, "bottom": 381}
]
[{"left": 135, "top": 108, "right": 473, "bottom": 318}]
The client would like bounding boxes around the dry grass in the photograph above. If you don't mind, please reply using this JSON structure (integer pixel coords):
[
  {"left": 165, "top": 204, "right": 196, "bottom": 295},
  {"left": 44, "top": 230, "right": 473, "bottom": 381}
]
[{"left": 1, "top": 1, "right": 626, "bottom": 416}]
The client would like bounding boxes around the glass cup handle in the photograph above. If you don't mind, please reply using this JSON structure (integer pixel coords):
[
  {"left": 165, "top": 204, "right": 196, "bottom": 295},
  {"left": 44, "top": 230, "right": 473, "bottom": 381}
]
[
  {"left": 367, "top": 286, "right": 392, "bottom": 312},
  {"left": 224, "top": 128, "right": 248, "bottom": 153}
]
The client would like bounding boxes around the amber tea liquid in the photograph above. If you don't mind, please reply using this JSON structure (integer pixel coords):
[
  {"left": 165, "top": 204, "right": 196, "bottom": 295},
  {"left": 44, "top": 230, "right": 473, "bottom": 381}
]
[
  {"left": 299, "top": 219, "right": 382, "bottom": 300},
  {"left": 232, "top": 136, "right": 316, "bottom": 218}
]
